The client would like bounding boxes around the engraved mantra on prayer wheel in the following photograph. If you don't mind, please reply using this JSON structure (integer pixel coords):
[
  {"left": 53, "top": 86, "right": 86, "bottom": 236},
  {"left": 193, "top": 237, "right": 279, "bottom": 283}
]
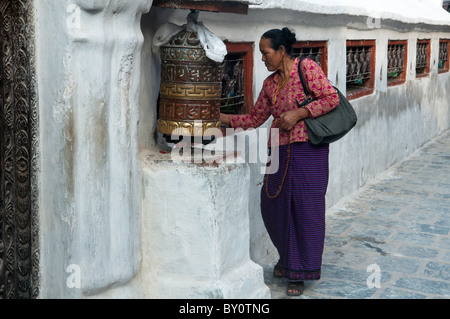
[{"left": 158, "top": 31, "right": 223, "bottom": 137}]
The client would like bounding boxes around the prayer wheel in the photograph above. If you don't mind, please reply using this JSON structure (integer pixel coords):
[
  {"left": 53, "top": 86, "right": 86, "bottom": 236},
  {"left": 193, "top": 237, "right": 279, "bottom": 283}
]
[{"left": 158, "top": 30, "right": 223, "bottom": 140}]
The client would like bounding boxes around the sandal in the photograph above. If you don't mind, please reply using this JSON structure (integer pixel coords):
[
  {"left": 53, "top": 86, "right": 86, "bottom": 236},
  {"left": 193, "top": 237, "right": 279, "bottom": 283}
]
[
  {"left": 286, "top": 281, "right": 304, "bottom": 296},
  {"left": 273, "top": 260, "right": 283, "bottom": 278}
]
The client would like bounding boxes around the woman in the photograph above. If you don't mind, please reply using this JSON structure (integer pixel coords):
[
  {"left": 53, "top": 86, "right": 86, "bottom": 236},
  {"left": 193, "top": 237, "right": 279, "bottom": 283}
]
[{"left": 220, "top": 28, "right": 339, "bottom": 296}]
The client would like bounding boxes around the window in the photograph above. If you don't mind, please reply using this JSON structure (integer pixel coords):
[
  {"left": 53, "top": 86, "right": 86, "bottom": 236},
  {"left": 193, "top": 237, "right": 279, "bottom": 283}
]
[
  {"left": 439, "top": 39, "right": 449, "bottom": 74},
  {"left": 387, "top": 40, "right": 407, "bottom": 86},
  {"left": 416, "top": 39, "right": 431, "bottom": 78},
  {"left": 220, "top": 42, "right": 254, "bottom": 115},
  {"left": 292, "top": 41, "right": 328, "bottom": 76},
  {"left": 346, "top": 40, "right": 376, "bottom": 100},
  {"left": 443, "top": 1, "right": 450, "bottom": 12}
]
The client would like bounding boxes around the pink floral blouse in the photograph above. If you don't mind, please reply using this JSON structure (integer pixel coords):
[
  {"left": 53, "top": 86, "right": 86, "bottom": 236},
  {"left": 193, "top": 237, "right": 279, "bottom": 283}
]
[{"left": 228, "top": 58, "right": 339, "bottom": 147}]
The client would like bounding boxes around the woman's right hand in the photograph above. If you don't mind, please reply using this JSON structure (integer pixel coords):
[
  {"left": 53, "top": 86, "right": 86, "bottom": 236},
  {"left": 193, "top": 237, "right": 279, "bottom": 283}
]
[{"left": 220, "top": 113, "right": 231, "bottom": 126}]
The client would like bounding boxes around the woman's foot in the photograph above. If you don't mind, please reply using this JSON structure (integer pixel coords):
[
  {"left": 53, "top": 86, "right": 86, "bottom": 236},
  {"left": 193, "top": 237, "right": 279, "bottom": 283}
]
[
  {"left": 286, "top": 281, "right": 304, "bottom": 296},
  {"left": 273, "top": 260, "right": 283, "bottom": 278}
]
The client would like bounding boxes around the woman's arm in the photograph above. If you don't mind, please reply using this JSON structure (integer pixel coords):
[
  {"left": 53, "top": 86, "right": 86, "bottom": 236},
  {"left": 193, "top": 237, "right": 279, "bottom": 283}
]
[
  {"left": 220, "top": 113, "right": 231, "bottom": 126},
  {"left": 300, "top": 59, "right": 339, "bottom": 118},
  {"left": 278, "top": 107, "right": 311, "bottom": 131},
  {"left": 223, "top": 84, "right": 272, "bottom": 130}
]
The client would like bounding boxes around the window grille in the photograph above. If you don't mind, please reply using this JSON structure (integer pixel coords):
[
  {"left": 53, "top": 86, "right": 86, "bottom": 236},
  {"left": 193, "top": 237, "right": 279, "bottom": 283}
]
[
  {"left": 387, "top": 44, "right": 406, "bottom": 79},
  {"left": 220, "top": 54, "right": 245, "bottom": 114},
  {"left": 293, "top": 47, "right": 323, "bottom": 67},
  {"left": 387, "top": 40, "right": 407, "bottom": 86},
  {"left": 346, "top": 46, "right": 372, "bottom": 88},
  {"left": 346, "top": 40, "right": 375, "bottom": 99},
  {"left": 292, "top": 41, "right": 328, "bottom": 76},
  {"left": 416, "top": 41, "right": 430, "bottom": 75},
  {"left": 439, "top": 40, "right": 449, "bottom": 72}
]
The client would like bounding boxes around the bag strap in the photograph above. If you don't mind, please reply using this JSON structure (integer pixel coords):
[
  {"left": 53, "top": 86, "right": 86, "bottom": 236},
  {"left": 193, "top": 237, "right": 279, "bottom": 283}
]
[
  {"left": 298, "top": 57, "right": 310, "bottom": 95},
  {"left": 296, "top": 57, "right": 315, "bottom": 107}
]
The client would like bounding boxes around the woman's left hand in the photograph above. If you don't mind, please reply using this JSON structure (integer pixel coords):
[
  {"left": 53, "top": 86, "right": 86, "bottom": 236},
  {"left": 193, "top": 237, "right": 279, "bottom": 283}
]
[{"left": 279, "top": 108, "right": 310, "bottom": 131}]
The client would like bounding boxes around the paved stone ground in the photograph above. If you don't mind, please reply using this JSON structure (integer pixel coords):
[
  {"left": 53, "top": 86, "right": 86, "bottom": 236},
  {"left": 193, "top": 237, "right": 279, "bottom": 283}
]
[{"left": 264, "top": 130, "right": 450, "bottom": 299}]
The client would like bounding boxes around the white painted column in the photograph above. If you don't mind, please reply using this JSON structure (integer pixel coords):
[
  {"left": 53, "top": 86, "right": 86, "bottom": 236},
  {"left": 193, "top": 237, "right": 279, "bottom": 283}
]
[
  {"left": 35, "top": 0, "right": 152, "bottom": 297},
  {"left": 138, "top": 152, "right": 271, "bottom": 299}
]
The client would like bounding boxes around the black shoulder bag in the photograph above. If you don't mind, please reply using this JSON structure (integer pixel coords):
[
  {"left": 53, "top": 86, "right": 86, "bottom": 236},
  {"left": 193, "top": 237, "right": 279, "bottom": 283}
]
[{"left": 296, "top": 58, "right": 358, "bottom": 145}]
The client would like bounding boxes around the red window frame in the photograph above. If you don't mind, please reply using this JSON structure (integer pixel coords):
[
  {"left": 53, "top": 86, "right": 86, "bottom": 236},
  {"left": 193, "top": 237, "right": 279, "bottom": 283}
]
[
  {"left": 387, "top": 40, "right": 408, "bottom": 87},
  {"left": 346, "top": 40, "right": 376, "bottom": 100},
  {"left": 222, "top": 42, "right": 254, "bottom": 115},
  {"left": 292, "top": 41, "right": 328, "bottom": 77},
  {"left": 416, "top": 39, "right": 431, "bottom": 78},
  {"left": 439, "top": 39, "right": 450, "bottom": 74}
]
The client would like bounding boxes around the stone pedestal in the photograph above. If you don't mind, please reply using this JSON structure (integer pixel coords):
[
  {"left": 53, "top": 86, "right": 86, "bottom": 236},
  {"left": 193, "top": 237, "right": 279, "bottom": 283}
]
[{"left": 139, "top": 152, "right": 270, "bottom": 298}]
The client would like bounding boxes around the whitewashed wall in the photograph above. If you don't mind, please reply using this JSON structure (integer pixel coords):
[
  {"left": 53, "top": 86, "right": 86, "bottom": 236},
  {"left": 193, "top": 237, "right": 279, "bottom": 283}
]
[
  {"left": 33, "top": 0, "right": 270, "bottom": 299},
  {"left": 32, "top": 0, "right": 450, "bottom": 299},
  {"left": 141, "top": 3, "right": 450, "bottom": 269}
]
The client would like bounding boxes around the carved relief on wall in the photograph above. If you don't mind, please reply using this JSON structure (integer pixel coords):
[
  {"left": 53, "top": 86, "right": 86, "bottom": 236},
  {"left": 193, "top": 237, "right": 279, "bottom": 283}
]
[{"left": 0, "top": 0, "right": 39, "bottom": 299}]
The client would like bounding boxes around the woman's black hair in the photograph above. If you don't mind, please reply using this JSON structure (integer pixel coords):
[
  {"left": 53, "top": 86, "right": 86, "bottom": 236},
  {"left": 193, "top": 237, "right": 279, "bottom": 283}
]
[{"left": 262, "top": 27, "right": 297, "bottom": 56}]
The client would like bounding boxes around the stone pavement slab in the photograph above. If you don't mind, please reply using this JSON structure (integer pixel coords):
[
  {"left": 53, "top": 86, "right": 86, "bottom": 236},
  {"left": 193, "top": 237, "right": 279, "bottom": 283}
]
[{"left": 263, "top": 130, "right": 450, "bottom": 299}]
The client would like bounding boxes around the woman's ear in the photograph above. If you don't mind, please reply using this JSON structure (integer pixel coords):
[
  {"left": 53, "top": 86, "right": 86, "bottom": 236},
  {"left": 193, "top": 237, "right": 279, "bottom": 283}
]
[{"left": 279, "top": 45, "right": 287, "bottom": 57}]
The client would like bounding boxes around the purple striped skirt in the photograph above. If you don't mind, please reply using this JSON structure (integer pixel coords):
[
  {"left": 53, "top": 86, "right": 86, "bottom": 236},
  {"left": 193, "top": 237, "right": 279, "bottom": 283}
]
[{"left": 261, "top": 142, "right": 329, "bottom": 281}]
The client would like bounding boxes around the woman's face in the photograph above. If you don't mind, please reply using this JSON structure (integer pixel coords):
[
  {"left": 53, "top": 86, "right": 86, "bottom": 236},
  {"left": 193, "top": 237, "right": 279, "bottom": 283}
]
[{"left": 260, "top": 37, "right": 284, "bottom": 72}]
